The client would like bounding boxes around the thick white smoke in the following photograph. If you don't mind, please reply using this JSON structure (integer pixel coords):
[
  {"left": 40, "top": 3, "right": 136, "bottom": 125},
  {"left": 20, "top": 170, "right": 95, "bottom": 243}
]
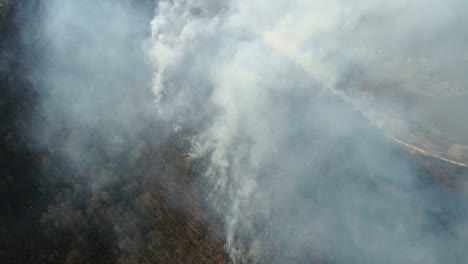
[{"left": 150, "top": 0, "right": 468, "bottom": 263}]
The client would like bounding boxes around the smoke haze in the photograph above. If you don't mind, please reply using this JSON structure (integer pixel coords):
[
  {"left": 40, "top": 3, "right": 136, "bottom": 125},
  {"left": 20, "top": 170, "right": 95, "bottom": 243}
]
[
  {"left": 3, "top": 0, "right": 468, "bottom": 262},
  {"left": 2, "top": 1, "right": 230, "bottom": 262},
  {"left": 23, "top": 0, "right": 158, "bottom": 188},
  {"left": 150, "top": 0, "right": 468, "bottom": 263}
]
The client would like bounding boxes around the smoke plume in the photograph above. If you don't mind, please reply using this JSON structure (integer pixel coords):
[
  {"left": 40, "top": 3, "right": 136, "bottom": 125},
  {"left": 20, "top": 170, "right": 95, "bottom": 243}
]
[
  {"left": 150, "top": 0, "right": 468, "bottom": 263},
  {"left": 13, "top": 0, "right": 468, "bottom": 262}
]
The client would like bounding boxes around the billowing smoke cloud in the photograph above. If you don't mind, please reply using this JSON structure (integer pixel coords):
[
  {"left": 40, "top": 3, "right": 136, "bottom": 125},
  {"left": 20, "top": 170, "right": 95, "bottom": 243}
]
[
  {"left": 16, "top": 0, "right": 468, "bottom": 262},
  {"left": 150, "top": 0, "right": 468, "bottom": 263}
]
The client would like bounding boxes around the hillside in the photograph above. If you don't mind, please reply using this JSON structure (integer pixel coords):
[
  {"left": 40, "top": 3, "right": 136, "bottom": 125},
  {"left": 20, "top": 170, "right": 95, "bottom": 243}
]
[
  {"left": 1, "top": 1, "right": 468, "bottom": 263},
  {"left": 0, "top": 2, "right": 227, "bottom": 263}
]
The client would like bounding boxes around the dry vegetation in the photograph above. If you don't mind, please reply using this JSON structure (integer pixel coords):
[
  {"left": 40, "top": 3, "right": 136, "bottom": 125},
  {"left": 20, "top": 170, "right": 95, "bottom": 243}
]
[{"left": 0, "top": 3, "right": 227, "bottom": 263}]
